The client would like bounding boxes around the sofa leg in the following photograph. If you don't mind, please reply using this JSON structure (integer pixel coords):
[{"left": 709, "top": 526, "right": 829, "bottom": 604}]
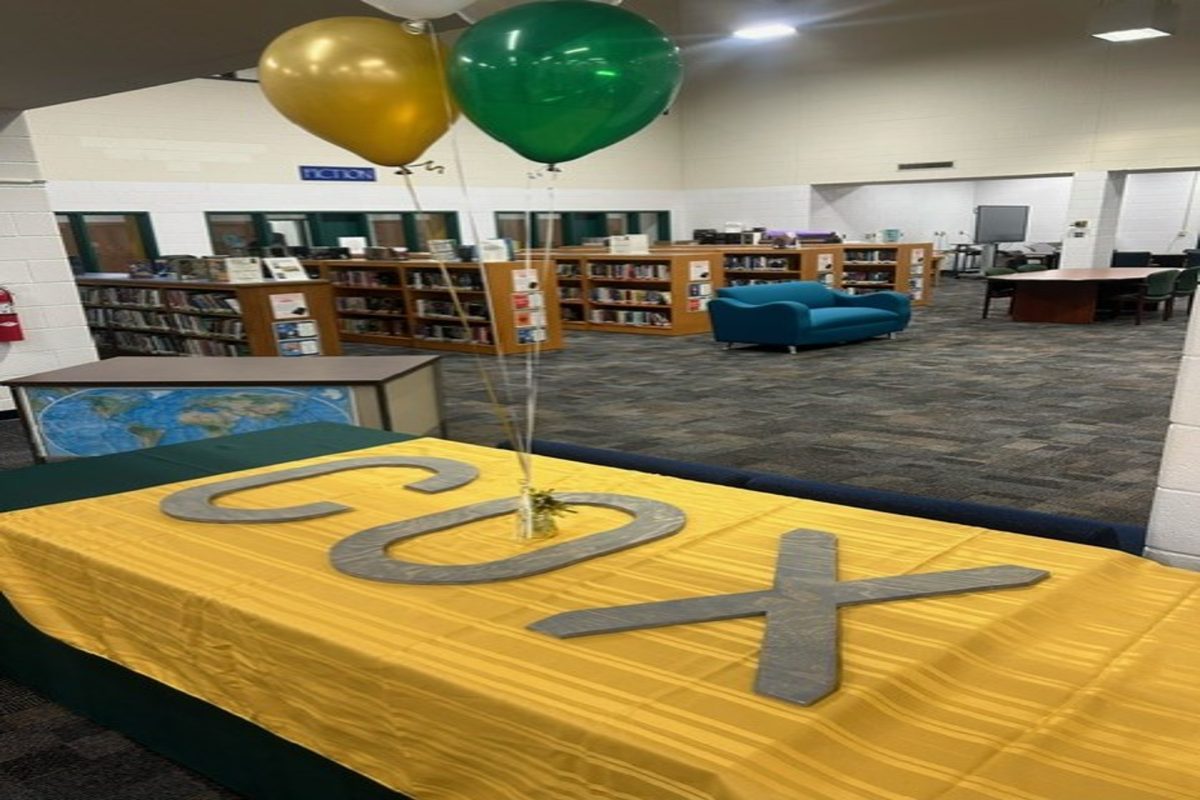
[
  {"left": 724, "top": 342, "right": 734, "bottom": 350},
  {"left": 787, "top": 346, "right": 797, "bottom": 354},
  {"left": 887, "top": 332, "right": 897, "bottom": 339}
]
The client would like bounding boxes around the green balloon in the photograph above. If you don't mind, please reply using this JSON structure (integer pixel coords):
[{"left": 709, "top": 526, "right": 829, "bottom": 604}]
[{"left": 449, "top": 0, "right": 683, "bottom": 165}]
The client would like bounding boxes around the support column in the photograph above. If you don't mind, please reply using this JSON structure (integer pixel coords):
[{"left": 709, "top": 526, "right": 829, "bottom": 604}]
[
  {"left": 0, "top": 110, "right": 96, "bottom": 413},
  {"left": 1058, "top": 171, "right": 1126, "bottom": 269},
  {"left": 1147, "top": 316, "right": 1200, "bottom": 570}
]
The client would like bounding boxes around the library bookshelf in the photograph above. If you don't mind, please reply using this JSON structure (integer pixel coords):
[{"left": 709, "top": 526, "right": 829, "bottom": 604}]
[
  {"left": 308, "top": 260, "right": 563, "bottom": 355},
  {"left": 77, "top": 276, "right": 341, "bottom": 357},
  {"left": 838, "top": 243, "right": 933, "bottom": 306},
  {"left": 665, "top": 243, "right": 934, "bottom": 307},
  {"left": 551, "top": 252, "right": 722, "bottom": 336}
]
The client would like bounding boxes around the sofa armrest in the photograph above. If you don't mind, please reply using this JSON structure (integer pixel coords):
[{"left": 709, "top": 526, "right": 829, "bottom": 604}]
[{"left": 833, "top": 290, "right": 911, "bottom": 315}]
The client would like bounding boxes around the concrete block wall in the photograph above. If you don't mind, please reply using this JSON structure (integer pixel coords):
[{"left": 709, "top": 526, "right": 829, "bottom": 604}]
[
  {"left": 0, "top": 112, "right": 96, "bottom": 413},
  {"left": 1147, "top": 314, "right": 1200, "bottom": 571}
]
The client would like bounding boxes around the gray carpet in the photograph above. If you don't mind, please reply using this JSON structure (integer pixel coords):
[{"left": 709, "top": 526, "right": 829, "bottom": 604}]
[
  {"left": 0, "top": 275, "right": 1187, "bottom": 797},
  {"left": 346, "top": 277, "right": 1183, "bottom": 526}
]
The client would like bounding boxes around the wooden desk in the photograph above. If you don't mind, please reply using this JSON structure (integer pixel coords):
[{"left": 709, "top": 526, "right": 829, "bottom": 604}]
[{"left": 988, "top": 268, "right": 1167, "bottom": 323}]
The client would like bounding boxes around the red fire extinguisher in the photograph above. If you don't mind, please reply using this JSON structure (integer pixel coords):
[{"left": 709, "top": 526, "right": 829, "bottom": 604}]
[{"left": 0, "top": 287, "right": 25, "bottom": 342}]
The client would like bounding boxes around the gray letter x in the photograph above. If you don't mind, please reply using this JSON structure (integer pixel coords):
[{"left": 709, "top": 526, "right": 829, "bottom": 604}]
[{"left": 529, "top": 530, "right": 1049, "bottom": 706}]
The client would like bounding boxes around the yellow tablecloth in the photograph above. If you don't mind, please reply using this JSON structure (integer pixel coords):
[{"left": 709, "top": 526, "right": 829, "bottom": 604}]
[{"left": 0, "top": 438, "right": 1198, "bottom": 799}]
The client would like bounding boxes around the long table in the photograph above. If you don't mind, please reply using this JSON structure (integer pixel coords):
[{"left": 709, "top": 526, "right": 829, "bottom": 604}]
[
  {"left": 988, "top": 267, "right": 1167, "bottom": 323},
  {"left": 1, "top": 425, "right": 1199, "bottom": 799}
]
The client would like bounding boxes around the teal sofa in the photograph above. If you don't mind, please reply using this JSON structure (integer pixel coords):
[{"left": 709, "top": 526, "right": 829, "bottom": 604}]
[{"left": 709, "top": 282, "right": 911, "bottom": 351}]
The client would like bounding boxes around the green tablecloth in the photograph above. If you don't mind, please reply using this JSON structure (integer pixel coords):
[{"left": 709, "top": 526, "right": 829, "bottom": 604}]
[{"left": 0, "top": 423, "right": 417, "bottom": 800}]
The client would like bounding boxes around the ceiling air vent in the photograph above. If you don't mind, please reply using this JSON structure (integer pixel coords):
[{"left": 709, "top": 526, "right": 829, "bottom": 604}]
[{"left": 898, "top": 161, "right": 955, "bottom": 171}]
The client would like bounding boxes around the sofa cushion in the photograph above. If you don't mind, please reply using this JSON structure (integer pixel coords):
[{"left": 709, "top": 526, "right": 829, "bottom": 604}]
[
  {"left": 716, "top": 281, "right": 836, "bottom": 309},
  {"left": 743, "top": 474, "right": 1122, "bottom": 550},
  {"left": 495, "top": 439, "right": 755, "bottom": 488},
  {"left": 809, "top": 307, "right": 897, "bottom": 329}
]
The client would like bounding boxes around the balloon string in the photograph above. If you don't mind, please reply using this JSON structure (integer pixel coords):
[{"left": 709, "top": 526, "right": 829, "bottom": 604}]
[
  {"left": 422, "top": 27, "right": 531, "bottom": 501},
  {"left": 523, "top": 169, "right": 558, "bottom": 470},
  {"left": 400, "top": 171, "right": 530, "bottom": 489},
  {"left": 396, "top": 160, "right": 446, "bottom": 175}
]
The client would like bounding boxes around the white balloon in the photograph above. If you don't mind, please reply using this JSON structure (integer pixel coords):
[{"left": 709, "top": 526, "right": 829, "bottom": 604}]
[
  {"left": 361, "top": 0, "right": 475, "bottom": 19},
  {"left": 458, "top": 0, "right": 621, "bottom": 24}
]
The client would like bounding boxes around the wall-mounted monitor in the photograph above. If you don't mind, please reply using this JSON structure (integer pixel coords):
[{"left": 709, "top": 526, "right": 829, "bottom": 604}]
[{"left": 975, "top": 205, "right": 1030, "bottom": 244}]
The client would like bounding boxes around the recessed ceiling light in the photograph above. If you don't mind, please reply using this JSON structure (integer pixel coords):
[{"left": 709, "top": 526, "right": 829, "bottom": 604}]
[
  {"left": 1092, "top": 26, "right": 1172, "bottom": 41},
  {"left": 732, "top": 23, "right": 797, "bottom": 41}
]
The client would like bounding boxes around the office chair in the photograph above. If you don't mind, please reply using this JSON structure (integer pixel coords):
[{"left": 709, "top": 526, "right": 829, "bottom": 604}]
[
  {"left": 982, "top": 267, "right": 1017, "bottom": 318},
  {"left": 1169, "top": 267, "right": 1200, "bottom": 318},
  {"left": 1108, "top": 269, "right": 1180, "bottom": 324},
  {"left": 1111, "top": 251, "right": 1153, "bottom": 268}
]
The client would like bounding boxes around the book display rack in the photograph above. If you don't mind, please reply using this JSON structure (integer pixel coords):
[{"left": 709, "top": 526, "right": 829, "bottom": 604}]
[
  {"left": 77, "top": 277, "right": 341, "bottom": 358},
  {"left": 548, "top": 252, "right": 723, "bottom": 336},
  {"left": 309, "top": 260, "right": 563, "bottom": 355}
]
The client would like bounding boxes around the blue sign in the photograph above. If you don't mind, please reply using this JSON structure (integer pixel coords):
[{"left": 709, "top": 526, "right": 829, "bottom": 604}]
[{"left": 299, "top": 166, "right": 377, "bottom": 182}]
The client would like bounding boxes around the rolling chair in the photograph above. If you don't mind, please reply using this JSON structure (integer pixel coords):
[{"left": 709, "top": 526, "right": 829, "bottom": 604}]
[{"left": 982, "top": 267, "right": 1017, "bottom": 318}]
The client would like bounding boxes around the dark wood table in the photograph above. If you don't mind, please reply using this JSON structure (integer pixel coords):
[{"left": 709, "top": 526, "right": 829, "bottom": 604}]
[{"left": 987, "top": 268, "right": 1168, "bottom": 323}]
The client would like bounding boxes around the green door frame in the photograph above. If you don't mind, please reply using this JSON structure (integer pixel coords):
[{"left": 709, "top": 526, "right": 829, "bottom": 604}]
[{"left": 57, "top": 211, "right": 160, "bottom": 272}]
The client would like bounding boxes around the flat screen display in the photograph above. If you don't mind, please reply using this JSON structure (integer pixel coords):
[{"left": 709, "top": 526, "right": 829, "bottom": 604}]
[{"left": 975, "top": 205, "right": 1030, "bottom": 244}]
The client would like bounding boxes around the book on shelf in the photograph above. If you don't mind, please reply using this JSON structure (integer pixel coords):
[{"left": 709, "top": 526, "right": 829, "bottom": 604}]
[
  {"left": 339, "top": 317, "right": 408, "bottom": 337},
  {"left": 589, "top": 308, "right": 671, "bottom": 327},
  {"left": 589, "top": 287, "right": 671, "bottom": 305},
  {"left": 414, "top": 322, "right": 494, "bottom": 344},
  {"left": 428, "top": 239, "right": 461, "bottom": 262},
  {"left": 263, "top": 257, "right": 312, "bottom": 281},
  {"left": 415, "top": 299, "right": 489, "bottom": 319},
  {"left": 588, "top": 262, "right": 671, "bottom": 281},
  {"left": 407, "top": 270, "right": 484, "bottom": 291}
]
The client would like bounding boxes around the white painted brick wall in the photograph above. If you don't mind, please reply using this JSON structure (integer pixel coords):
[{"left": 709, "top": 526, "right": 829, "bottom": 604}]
[
  {"left": 1147, "top": 312, "right": 1200, "bottom": 571},
  {"left": 0, "top": 111, "right": 97, "bottom": 413}
]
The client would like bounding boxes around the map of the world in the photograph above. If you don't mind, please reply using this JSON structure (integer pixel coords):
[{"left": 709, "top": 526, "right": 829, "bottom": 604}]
[{"left": 25, "top": 386, "right": 356, "bottom": 458}]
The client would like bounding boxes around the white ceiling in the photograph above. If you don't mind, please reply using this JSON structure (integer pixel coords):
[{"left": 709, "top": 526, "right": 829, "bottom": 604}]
[
  {"left": 0, "top": 0, "right": 453, "bottom": 111},
  {"left": 1, "top": 0, "right": 1193, "bottom": 111}
]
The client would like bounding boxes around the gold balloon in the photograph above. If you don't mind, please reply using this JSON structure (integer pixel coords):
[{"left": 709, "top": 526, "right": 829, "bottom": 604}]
[{"left": 259, "top": 17, "right": 457, "bottom": 167}]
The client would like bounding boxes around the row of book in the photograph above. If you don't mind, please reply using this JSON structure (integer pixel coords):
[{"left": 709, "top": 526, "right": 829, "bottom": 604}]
[
  {"left": 724, "top": 255, "right": 796, "bottom": 271},
  {"left": 339, "top": 318, "right": 408, "bottom": 336},
  {"left": 408, "top": 271, "right": 486, "bottom": 291},
  {"left": 589, "top": 309, "right": 671, "bottom": 327},
  {"left": 557, "top": 262, "right": 582, "bottom": 278},
  {"left": 127, "top": 256, "right": 309, "bottom": 283},
  {"left": 843, "top": 271, "right": 895, "bottom": 284},
  {"left": 336, "top": 296, "right": 405, "bottom": 314},
  {"left": 163, "top": 291, "right": 241, "bottom": 314},
  {"left": 80, "top": 286, "right": 161, "bottom": 308},
  {"left": 562, "top": 306, "right": 586, "bottom": 323},
  {"left": 843, "top": 249, "right": 900, "bottom": 263},
  {"left": 414, "top": 299, "right": 489, "bottom": 319},
  {"left": 559, "top": 287, "right": 584, "bottom": 300},
  {"left": 87, "top": 308, "right": 246, "bottom": 338},
  {"left": 842, "top": 287, "right": 892, "bottom": 296},
  {"left": 728, "top": 278, "right": 799, "bottom": 287},
  {"left": 588, "top": 263, "right": 671, "bottom": 281},
  {"left": 413, "top": 323, "right": 495, "bottom": 344},
  {"left": 84, "top": 286, "right": 242, "bottom": 316},
  {"left": 590, "top": 288, "right": 671, "bottom": 305},
  {"left": 94, "top": 330, "right": 248, "bottom": 357},
  {"left": 171, "top": 315, "right": 246, "bottom": 338},
  {"left": 331, "top": 270, "right": 400, "bottom": 288}
]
